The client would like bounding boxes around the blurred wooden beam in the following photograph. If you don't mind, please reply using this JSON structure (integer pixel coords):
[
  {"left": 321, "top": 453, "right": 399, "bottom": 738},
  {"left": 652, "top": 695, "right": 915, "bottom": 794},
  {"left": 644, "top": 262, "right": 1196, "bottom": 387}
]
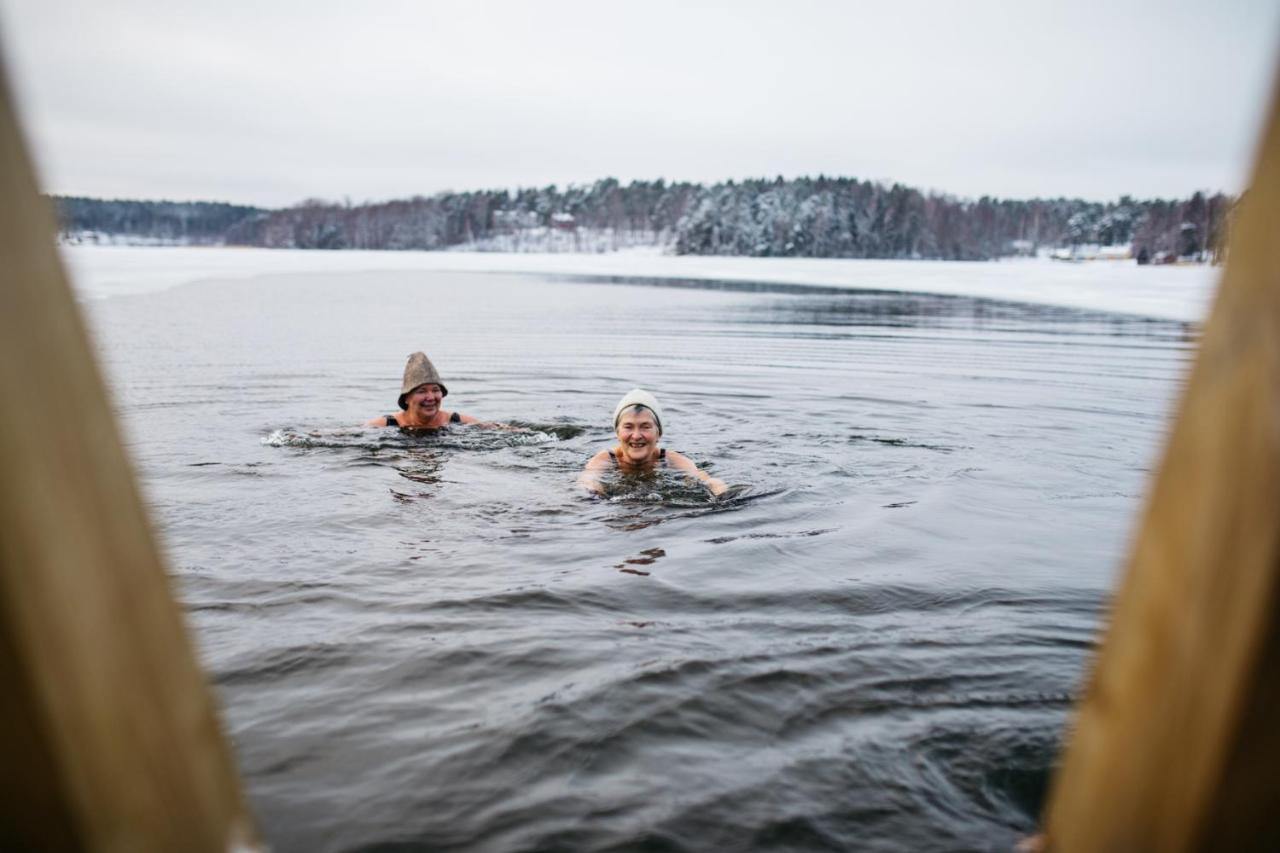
[
  {"left": 1044, "top": 70, "right": 1280, "bottom": 851},
  {"left": 0, "top": 60, "right": 256, "bottom": 850}
]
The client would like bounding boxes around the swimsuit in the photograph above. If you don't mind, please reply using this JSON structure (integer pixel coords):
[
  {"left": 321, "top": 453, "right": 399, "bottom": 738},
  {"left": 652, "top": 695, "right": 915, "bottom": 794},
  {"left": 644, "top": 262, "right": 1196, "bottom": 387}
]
[
  {"left": 385, "top": 411, "right": 462, "bottom": 427},
  {"left": 608, "top": 448, "right": 667, "bottom": 467}
]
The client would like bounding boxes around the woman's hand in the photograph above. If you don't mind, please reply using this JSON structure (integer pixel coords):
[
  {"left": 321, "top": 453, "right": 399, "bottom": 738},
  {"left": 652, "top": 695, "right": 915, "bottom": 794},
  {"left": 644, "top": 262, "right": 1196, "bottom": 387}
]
[{"left": 576, "top": 471, "right": 606, "bottom": 495}]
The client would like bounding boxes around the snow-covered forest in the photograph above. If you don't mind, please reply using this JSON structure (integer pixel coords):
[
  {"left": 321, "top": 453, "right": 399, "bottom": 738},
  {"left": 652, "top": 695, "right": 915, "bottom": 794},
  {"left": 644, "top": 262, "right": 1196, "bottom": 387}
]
[
  {"left": 55, "top": 197, "right": 262, "bottom": 246},
  {"left": 53, "top": 177, "right": 1231, "bottom": 261}
]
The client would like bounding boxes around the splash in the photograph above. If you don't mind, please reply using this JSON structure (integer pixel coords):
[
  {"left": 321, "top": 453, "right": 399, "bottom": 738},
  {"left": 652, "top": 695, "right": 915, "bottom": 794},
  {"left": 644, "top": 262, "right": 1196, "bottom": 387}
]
[{"left": 262, "top": 424, "right": 561, "bottom": 451}]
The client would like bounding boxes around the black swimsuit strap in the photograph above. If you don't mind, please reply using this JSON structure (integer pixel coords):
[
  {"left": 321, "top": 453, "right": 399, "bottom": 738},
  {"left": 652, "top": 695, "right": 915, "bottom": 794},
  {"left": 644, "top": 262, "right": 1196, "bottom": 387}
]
[
  {"left": 388, "top": 412, "right": 460, "bottom": 427},
  {"left": 608, "top": 448, "right": 665, "bottom": 466}
]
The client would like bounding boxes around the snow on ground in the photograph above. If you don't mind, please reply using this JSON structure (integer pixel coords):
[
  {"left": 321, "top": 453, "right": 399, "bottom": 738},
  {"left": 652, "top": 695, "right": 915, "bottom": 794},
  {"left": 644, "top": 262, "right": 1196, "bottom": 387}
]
[{"left": 60, "top": 245, "right": 1220, "bottom": 323}]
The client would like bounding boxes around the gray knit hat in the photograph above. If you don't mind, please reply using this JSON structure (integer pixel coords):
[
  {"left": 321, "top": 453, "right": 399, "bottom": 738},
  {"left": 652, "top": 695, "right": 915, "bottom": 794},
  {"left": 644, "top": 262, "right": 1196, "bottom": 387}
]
[
  {"left": 613, "top": 388, "right": 663, "bottom": 435},
  {"left": 398, "top": 351, "right": 449, "bottom": 409}
]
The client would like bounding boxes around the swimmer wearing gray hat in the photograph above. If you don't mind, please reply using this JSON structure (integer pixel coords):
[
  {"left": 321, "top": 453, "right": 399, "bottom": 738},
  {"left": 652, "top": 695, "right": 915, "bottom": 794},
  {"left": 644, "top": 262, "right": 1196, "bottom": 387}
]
[
  {"left": 579, "top": 388, "right": 726, "bottom": 496},
  {"left": 366, "top": 351, "right": 480, "bottom": 428}
]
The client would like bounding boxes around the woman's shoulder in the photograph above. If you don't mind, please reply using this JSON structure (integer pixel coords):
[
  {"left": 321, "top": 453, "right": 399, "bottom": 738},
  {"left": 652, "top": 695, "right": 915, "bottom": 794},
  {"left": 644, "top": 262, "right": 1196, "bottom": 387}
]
[
  {"left": 664, "top": 448, "right": 696, "bottom": 468},
  {"left": 365, "top": 414, "right": 400, "bottom": 427},
  {"left": 665, "top": 450, "right": 711, "bottom": 475},
  {"left": 584, "top": 448, "right": 614, "bottom": 469}
]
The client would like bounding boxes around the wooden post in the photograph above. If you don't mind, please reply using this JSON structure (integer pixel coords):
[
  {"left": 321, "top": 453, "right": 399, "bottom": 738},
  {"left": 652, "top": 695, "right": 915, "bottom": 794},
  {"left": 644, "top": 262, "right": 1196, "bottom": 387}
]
[
  {"left": 1043, "top": 70, "right": 1280, "bottom": 851},
  {"left": 0, "top": 64, "right": 257, "bottom": 850}
]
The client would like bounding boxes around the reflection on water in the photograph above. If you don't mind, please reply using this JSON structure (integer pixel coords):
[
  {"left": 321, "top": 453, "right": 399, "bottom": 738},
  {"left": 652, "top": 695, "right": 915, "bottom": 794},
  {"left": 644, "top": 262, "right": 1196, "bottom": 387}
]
[
  {"left": 554, "top": 273, "right": 1195, "bottom": 340},
  {"left": 84, "top": 270, "right": 1194, "bottom": 852},
  {"left": 745, "top": 291, "right": 1194, "bottom": 339}
]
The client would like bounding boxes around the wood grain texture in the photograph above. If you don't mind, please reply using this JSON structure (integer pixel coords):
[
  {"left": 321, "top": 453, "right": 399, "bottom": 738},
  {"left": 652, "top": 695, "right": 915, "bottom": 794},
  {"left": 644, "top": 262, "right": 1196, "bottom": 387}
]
[
  {"left": 0, "top": 65, "right": 256, "bottom": 851},
  {"left": 1043, "top": 70, "right": 1280, "bottom": 851}
]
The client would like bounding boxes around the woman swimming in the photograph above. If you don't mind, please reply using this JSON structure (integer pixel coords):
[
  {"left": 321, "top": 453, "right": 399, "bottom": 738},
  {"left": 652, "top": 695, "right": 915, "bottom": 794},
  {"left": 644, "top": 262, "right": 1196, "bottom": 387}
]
[
  {"left": 366, "top": 351, "right": 480, "bottom": 429},
  {"left": 579, "top": 388, "right": 727, "bottom": 496}
]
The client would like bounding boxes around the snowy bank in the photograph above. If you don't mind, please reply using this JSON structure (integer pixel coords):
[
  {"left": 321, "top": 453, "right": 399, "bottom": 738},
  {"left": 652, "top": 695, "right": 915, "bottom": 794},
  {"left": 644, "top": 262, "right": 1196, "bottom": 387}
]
[{"left": 60, "top": 245, "right": 1219, "bottom": 323}]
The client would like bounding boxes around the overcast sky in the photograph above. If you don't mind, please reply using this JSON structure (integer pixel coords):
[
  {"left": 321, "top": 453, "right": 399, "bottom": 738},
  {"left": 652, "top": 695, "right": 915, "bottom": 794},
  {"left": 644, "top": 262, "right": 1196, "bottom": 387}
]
[{"left": 1, "top": 0, "right": 1277, "bottom": 207}]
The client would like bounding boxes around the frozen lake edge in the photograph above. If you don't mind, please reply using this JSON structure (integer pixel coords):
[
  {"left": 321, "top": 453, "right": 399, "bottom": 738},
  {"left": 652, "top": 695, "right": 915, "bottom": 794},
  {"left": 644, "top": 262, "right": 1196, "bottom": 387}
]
[{"left": 61, "top": 244, "right": 1219, "bottom": 323}]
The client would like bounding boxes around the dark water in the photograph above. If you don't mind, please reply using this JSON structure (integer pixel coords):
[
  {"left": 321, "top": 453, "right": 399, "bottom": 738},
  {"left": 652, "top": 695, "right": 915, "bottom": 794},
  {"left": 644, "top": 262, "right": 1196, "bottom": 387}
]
[{"left": 84, "top": 270, "right": 1193, "bottom": 852}]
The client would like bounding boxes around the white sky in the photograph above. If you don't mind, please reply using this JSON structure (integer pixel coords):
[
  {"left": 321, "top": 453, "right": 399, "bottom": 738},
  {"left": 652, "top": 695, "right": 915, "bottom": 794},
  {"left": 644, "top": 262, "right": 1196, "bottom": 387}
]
[{"left": 1, "top": 0, "right": 1277, "bottom": 208}]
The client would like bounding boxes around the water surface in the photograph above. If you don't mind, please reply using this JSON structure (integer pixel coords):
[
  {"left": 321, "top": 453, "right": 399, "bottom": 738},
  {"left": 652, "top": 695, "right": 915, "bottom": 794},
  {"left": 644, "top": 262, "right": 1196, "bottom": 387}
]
[{"left": 85, "top": 270, "right": 1193, "bottom": 852}]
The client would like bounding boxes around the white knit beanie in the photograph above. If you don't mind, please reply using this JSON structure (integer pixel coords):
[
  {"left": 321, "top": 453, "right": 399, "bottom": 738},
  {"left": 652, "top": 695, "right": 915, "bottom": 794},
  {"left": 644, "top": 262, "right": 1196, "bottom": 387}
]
[{"left": 613, "top": 388, "right": 663, "bottom": 435}]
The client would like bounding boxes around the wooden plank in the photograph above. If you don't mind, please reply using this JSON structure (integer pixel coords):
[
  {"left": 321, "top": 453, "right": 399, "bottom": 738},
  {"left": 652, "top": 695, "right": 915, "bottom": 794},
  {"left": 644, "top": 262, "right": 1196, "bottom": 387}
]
[
  {"left": 0, "top": 64, "right": 257, "bottom": 850},
  {"left": 1043, "top": 70, "right": 1280, "bottom": 851}
]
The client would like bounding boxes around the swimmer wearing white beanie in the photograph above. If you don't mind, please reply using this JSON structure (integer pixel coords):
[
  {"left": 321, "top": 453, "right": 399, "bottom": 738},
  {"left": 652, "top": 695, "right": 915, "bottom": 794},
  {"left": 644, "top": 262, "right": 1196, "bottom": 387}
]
[
  {"left": 580, "top": 388, "right": 726, "bottom": 496},
  {"left": 613, "top": 388, "right": 664, "bottom": 435}
]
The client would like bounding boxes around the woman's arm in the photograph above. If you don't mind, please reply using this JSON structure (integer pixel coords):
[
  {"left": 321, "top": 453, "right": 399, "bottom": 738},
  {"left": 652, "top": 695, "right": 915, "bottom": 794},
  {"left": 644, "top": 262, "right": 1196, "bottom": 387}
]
[
  {"left": 455, "top": 413, "right": 528, "bottom": 430},
  {"left": 577, "top": 450, "right": 612, "bottom": 494},
  {"left": 666, "top": 450, "right": 727, "bottom": 496}
]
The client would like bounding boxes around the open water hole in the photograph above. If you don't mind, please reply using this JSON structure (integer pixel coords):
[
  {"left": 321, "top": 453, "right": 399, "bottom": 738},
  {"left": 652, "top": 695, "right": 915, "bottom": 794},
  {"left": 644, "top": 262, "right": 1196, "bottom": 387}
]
[{"left": 83, "top": 269, "right": 1193, "bottom": 852}]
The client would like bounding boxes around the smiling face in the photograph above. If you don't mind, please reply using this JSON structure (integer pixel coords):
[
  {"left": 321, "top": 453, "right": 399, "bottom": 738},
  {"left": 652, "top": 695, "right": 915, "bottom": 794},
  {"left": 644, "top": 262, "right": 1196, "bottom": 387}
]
[
  {"left": 615, "top": 405, "right": 662, "bottom": 466},
  {"left": 404, "top": 383, "right": 444, "bottom": 423}
]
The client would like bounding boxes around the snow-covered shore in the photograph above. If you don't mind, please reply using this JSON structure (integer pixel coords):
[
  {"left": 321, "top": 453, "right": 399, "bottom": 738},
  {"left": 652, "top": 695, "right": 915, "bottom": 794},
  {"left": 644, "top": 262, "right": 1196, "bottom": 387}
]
[{"left": 59, "top": 245, "right": 1219, "bottom": 322}]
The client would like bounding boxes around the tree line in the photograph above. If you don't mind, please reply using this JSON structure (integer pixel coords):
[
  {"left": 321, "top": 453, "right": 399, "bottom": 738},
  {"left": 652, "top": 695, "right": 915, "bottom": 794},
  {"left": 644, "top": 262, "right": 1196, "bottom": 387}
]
[
  {"left": 51, "top": 178, "right": 1232, "bottom": 260},
  {"left": 54, "top": 196, "right": 263, "bottom": 245}
]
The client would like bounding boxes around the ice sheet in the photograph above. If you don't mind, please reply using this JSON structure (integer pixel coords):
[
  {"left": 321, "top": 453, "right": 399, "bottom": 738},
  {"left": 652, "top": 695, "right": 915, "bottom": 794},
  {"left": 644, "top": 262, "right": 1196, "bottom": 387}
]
[{"left": 60, "top": 245, "right": 1219, "bottom": 322}]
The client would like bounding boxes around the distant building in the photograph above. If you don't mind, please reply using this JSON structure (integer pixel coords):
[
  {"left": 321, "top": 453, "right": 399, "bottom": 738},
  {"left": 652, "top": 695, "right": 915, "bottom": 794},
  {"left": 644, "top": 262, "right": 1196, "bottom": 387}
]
[
  {"left": 493, "top": 210, "right": 539, "bottom": 230},
  {"left": 551, "top": 212, "right": 577, "bottom": 230}
]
